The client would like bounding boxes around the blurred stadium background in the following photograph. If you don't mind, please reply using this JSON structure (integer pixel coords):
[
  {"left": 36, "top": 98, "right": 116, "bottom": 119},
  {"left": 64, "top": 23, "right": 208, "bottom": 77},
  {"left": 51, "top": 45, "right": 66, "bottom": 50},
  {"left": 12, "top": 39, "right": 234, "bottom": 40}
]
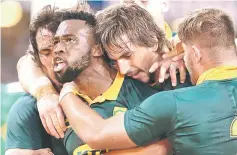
[{"left": 1, "top": 0, "right": 237, "bottom": 154}]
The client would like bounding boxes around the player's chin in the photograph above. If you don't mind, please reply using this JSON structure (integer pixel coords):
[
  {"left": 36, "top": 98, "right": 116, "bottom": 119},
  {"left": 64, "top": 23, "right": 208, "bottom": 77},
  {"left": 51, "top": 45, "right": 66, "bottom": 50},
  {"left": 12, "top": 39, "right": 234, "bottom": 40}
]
[
  {"left": 54, "top": 70, "right": 70, "bottom": 84},
  {"left": 55, "top": 73, "right": 64, "bottom": 84},
  {"left": 135, "top": 73, "right": 150, "bottom": 83}
]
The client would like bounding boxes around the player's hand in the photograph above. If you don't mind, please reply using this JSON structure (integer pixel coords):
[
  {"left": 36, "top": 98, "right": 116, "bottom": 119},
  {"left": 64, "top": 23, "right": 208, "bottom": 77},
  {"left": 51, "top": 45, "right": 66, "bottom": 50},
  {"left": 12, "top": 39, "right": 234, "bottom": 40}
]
[
  {"left": 37, "top": 93, "right": 66, "bottom": 139},
  {"left": 149, "top": 53, "right": 186, "bottom": 87},
  {"left": 163, "top": 53, "right": 186, "bottom": 86},
  {"left": 32, "top": 148, "right": 54, "bottom": 155},
  {"left": 149, "top": 35, "right": 186, "bottom": 86}
]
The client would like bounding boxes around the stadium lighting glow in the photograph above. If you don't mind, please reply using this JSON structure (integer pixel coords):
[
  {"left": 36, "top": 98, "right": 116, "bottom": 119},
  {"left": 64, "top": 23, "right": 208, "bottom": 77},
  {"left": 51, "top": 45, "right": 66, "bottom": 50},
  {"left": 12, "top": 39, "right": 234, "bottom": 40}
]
[{"left": 0, "top": 1, "right": 23, "bottom": 28}]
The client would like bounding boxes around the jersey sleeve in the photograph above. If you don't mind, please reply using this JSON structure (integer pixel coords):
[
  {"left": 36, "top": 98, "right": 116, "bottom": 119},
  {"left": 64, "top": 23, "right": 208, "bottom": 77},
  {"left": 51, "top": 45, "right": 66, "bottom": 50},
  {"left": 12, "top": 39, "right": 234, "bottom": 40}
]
[
  {"left": 5, "top": 94, "right": 50, "bottom": 150},
  {"left": 124, "top": 91, "right": 177, "bottom": 146}
]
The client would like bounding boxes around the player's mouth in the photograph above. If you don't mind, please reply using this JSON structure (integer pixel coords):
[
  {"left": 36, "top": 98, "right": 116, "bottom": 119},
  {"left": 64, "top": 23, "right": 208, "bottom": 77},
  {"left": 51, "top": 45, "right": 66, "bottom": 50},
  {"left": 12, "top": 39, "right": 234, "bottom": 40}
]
[{"left": 53, "top": 57, "right": 68, "bottom": 73}]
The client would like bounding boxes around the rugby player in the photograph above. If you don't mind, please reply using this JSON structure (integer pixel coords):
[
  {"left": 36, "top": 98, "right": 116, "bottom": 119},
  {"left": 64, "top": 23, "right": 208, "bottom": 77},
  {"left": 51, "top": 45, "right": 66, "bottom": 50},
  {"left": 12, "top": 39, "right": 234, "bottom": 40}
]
[
  {"left": 58, "top": 8, "right": 237, "bottom": 155},
  {"left": 119, "top": 0, "right": 187, "bottom": 86},
  {"left": 5, "top": 6, "right": 67, "bottom": 155},
  {"left": 7, "top": 5, "right": 170, "bottom": 155},
  {"left": 50, "top": 10, "right": 171, "bottom": 155},
  {"left": 15, "top": 2, "right": 190, "bottom": 142},
  {"left": 95, "top": 4, "right": 192, "bottom": 90}
]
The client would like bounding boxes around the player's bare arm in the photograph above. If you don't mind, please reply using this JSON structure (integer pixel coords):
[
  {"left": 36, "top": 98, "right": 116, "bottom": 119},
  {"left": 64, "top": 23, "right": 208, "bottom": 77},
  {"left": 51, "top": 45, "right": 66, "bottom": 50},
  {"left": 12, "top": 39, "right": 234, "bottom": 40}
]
[
  {"left": 17, "top": 53, "right": 66, "bottom": 138},
  {"left": 60, "top": 82, "right": 142, "bottom": 150},
  {"left": 17, "top": 53, "right": 53, "bottom": 95},
  {"left": 104, "top": 140, "right": 171, "bottom": 155}
]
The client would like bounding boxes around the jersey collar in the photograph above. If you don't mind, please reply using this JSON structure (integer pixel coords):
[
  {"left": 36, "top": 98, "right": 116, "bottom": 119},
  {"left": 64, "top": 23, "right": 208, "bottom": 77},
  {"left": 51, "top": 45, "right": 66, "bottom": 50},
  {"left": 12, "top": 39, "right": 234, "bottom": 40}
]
[
  {"left": 75, "top": 72, "right": 124, "bottom": 106},
  {"left": 197, "top": 66, "right": 237, "bottom": 85}
]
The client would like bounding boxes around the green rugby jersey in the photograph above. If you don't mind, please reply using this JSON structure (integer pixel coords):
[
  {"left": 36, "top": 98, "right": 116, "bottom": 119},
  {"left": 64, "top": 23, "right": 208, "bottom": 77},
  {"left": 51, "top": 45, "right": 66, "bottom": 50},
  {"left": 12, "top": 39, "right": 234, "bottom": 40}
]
[
  {"left": 64, "top": 73, "right": 158, "bottom": 155},
  {"left": 5, "top": 94, "right": 69, "bottom": 155},
  {"left": 124, "top": 66, "right": 237, "bottom": 155}
]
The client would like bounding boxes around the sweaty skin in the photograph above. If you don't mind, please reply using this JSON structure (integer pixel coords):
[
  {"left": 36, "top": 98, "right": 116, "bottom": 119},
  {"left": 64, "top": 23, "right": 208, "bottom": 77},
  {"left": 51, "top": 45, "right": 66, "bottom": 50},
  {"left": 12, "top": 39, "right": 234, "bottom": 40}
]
[{"left": 54, "top": 19, "right": 170, "bottom": 155}]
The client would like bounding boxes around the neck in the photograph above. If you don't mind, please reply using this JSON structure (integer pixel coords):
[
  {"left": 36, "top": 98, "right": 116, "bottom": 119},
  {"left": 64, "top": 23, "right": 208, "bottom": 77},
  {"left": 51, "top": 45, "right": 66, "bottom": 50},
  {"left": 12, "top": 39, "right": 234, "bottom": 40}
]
[
  {"left": 196, "top": 55, "right": 237, "bottom": 83},
  {"left": 74, "top": 57, "right": 117, "bottom": 100},
  {"left": 191, "top": 48, "right": 237, "bottom": 84},
  {"left": 203, "top": 54, "right": 237, "bottom": 73}
]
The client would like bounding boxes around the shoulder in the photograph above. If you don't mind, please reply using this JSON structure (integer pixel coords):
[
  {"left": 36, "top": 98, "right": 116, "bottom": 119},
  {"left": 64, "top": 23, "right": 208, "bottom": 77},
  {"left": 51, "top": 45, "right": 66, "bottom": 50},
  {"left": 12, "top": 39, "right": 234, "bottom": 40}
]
[
  {"left": 8, "top": 93, "right": 37, "bottom": 118},
  {"left": 145, "top": 90, "right": 176, "bottom": 104},
  {"left": 11, "top": 93, "right": 36, "bottom": 108},
  {"left": 171, "top": 81, "right": 227, "bottom": 101},
  {"left": 141, "top": 85, "right": 202, "bottom": 110},
  {"left": 15, "top": 93, "right": 36, "bottom": 104},
  {"left": 137, "top": 90, "right": 177, "bottom": 116}
]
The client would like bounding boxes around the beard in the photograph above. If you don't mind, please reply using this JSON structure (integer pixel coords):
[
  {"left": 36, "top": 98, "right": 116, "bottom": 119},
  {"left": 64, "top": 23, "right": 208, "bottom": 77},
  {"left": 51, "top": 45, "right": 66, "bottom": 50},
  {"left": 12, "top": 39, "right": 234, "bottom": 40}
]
[
  {"left": 55, "top": 53, "right": 91, "bottom": 84},
  {"left": 55, "top": 67, "right": 82, "bottom": 84}
]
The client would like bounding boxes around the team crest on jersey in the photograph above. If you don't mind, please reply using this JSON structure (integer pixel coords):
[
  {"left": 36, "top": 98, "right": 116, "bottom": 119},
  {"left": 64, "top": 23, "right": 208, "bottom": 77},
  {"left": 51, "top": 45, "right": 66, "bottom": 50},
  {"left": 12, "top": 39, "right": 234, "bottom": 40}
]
[
  {"left": 74, "top": 144, "right": 108, "bottom": 155},
  {"left": 113, "top": 107, "right": 127, "bottom": 116},
  {"left": 230, "top": 117, "right": 237, "bottom": 137}
]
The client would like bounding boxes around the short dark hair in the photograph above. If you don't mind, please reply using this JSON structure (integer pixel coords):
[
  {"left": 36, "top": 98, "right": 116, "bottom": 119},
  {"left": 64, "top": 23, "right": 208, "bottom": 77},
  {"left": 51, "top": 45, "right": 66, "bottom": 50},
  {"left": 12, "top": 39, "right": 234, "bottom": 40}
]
[
  {"left": 95, "top": 4, "right": 171, "bottom": 55},
  {"left": 59, "top": 10, "right": 96, "bottom": 27}
]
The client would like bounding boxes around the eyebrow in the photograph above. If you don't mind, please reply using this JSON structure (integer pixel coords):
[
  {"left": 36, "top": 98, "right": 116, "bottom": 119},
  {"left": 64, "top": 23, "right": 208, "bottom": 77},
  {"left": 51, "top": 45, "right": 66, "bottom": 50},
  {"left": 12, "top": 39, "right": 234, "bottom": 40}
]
[
  {"left": 54, "top": 32, "right": 87, "bottom": 39},
  {"left": 105, "top": 47, "right": 129, "bottom": 60},
  {"left": 54, "top": 34, "right": 74, "bottom": 40}
]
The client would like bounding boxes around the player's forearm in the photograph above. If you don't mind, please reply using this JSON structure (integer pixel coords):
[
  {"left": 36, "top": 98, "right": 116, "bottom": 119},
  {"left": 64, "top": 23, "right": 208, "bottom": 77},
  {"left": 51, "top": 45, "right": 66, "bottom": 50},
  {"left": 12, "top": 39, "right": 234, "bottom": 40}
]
[
  {"left": 61, "top": 93, "right": 136, "bottom": 150},
  {"left": 105, "top": 148, "right": 149, "bottom": 155},
  {"left": 60, "top": 93, "right": 105, "bottom": 147},
  {"left": 17, "top": 54, "right": 56, "bottom": 99},
  {"left": 17, "top": 54, "right": 46, "bottom": 92},
  {"left": 104, "top": 139, "right": 170, "bottom": 155}
]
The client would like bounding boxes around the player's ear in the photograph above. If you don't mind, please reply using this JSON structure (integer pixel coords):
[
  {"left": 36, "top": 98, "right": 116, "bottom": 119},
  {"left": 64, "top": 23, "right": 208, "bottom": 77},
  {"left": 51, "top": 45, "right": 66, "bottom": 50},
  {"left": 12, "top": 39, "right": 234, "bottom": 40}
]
[
  {"left": 192, "top": 45, "right": 202, "bottom": 64},
  {"left": 92, "top": 45, "right": 103, "bottom": 57}
]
